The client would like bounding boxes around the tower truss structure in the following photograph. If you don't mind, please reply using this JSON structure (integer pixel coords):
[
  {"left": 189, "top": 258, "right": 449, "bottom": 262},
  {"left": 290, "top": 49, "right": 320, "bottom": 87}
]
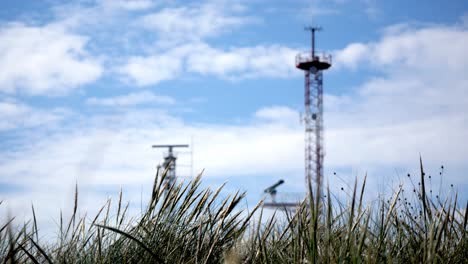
[{"left": 295, "top": 27, "right": 331, "bottom": 195}]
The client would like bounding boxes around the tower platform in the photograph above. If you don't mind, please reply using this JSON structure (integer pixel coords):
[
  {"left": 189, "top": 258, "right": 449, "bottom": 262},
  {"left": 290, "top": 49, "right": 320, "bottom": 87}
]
[{"left": 295, "top": 52, "right": 332, "bottom": 71}]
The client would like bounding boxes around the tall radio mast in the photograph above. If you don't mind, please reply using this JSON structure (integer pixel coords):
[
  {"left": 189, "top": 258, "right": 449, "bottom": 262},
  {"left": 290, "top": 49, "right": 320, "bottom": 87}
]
[{"left": 295, "top": 27, "right": 332, "bottom": 196}]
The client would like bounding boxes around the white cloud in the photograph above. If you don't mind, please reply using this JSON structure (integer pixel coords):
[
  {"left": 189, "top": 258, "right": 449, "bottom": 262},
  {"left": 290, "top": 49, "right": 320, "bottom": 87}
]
[
  {"left": 325, "top": 22, "right": 468, "bottom": 172},
  {"left": 326, "top": 116, "right": 468, "bottom": 167},
  {"left": 86, "top": 91, "right": 175, "bottom": 106},
  {"left": 300, "top": 0, "right": 381, "bottom": 20},
  {"left": 47, "top": 1, "right": 293, "bottom": 86},
  {"left": 118, "top": 52, "right": 183, "bottom": 86},
  {"left": 0, "top": 99, "right": 68, "bottom": 131},
  {"left": 138, "top": 2, "right": 254, "bottom": 42},
  {"left": 0, "top": 23, "right": 102, "bottom": 96},
  {"left": 100, "top": 0, "right": 155, "bottom": 11},
  {"left": 301, "top": 6, "right": 340, "bottom": 17},
  {"left": 0, "top": 108, "right": 300, "bottom": 187},
  {"left": 255, "top": 106, "right": 299, "bottom": 123},
  {"left": 113, "top": 1, "right": 297, "bottom": 85},
  {"left": 119, "top": 43, "right": 299, "bottom": 86},
  {"left": 333, "top": 43, "right": 368, "bottom": 70},
  {"left": 330, "top": 24, "right": 468, "bottom": 130},
  {"left": 50, "top": 0, "right": 157, "bottom": 30},
  {"left": 334, "top": 24, "right": 468, "bottom": 75},
  {"left": 187, "top": 44, "right": 299, "bottom": 78}
]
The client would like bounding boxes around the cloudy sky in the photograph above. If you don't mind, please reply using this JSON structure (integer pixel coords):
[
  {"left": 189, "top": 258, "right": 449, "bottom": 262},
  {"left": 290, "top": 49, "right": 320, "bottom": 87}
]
[{"left": 1, "top": 0, "right": 467, "bottom": 234}]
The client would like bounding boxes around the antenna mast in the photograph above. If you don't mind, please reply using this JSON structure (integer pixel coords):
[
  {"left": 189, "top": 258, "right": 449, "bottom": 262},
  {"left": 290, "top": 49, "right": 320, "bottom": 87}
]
[{"left": 296, "top": 26, "right": 331, "bottom": 197}]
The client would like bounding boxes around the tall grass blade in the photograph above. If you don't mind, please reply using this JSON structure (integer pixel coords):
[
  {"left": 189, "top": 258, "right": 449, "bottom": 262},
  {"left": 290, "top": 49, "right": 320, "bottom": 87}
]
[{"left": 96, "top": 224, "right": 165, "bottom": 264}]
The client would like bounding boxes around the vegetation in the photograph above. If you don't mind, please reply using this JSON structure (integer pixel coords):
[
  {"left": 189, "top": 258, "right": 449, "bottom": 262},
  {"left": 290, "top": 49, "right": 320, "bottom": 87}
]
[{"left": 1, "top": 159, "right": 467, "bottom": 263}]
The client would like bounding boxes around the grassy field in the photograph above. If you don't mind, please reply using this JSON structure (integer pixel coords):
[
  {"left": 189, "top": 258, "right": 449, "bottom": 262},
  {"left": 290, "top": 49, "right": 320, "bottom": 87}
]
[{"left": 1, "top": 159, "right": 467, "bottom": 263}]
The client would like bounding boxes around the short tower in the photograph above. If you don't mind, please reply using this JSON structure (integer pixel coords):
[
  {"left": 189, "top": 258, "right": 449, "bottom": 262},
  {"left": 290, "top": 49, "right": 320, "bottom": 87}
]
[{"left": 152, "top": 144, "right": 189, "bottom": 191}]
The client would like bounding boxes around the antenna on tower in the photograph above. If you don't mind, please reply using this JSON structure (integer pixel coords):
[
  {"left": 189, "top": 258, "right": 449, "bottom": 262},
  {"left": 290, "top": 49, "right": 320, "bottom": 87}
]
[
  {"left": 304, "top": 26, "right": 322, "bottom": 58},
  {"left": 152, "top": 144, "right": 189, "bottom": 191},
  {"left": 296, "top": 26, "right": 332, "bottom": 198}
]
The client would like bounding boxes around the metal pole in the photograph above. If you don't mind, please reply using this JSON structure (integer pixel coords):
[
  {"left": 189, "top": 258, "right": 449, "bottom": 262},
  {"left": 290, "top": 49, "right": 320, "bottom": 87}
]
[{"left": 312, "top": 28, "right": 315, "bottom": 58}]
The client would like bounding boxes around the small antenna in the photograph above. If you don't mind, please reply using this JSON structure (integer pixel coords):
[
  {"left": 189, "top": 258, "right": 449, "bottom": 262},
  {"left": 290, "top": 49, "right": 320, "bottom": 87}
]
[{"left": 304, "top": 26, "right": 322, "bottom": 57}]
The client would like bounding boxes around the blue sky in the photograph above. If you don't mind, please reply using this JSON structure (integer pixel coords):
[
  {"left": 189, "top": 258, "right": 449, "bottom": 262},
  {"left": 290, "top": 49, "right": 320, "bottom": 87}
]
[{"left": 1, "top": 0, "right": 467, "bottom": 234}]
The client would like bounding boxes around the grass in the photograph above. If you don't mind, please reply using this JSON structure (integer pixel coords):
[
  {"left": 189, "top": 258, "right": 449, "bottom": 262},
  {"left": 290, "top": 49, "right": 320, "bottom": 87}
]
[{"left": 1, "top": 159, "right": 467, "bottom": 263}]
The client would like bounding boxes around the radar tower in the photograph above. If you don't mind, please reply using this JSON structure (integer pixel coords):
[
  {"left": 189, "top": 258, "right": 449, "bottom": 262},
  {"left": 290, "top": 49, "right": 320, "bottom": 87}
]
[{"left": 152, "top": 144, "right": 189, "bottom": 191}]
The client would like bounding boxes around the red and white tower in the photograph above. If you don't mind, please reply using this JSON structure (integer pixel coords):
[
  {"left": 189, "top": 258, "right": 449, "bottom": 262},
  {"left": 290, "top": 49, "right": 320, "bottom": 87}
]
[{"left": 296, "top": 27, "right": 331, "bottom": 195}]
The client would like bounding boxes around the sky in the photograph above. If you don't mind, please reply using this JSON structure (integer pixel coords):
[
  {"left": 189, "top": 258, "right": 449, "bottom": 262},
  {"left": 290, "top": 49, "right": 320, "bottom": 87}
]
[{"left": 1, "top": 0, "right": 467, "bottom": 236}]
